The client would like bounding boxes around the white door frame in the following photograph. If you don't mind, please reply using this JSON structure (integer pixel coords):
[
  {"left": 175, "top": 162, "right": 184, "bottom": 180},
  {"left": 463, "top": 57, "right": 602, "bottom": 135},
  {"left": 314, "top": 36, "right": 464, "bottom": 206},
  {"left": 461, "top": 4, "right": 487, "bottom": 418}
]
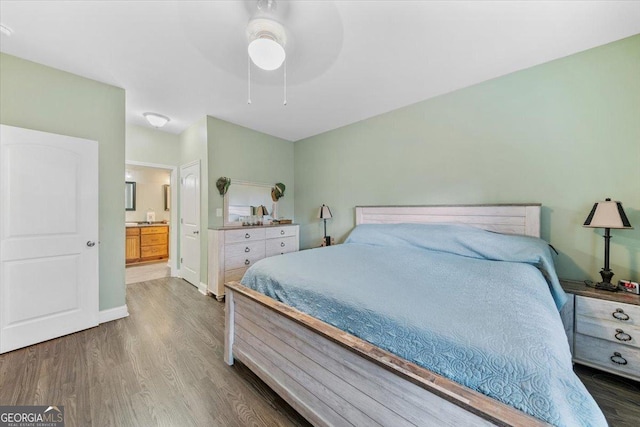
[{"left": 125, "top": 160, "right": 179, "bottom": 276}]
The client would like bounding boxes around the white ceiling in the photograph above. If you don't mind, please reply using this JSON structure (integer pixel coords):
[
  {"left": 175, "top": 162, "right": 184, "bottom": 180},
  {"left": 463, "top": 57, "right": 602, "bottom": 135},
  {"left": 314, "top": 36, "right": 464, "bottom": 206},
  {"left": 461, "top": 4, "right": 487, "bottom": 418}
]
[{"left": 1, "top": 1, "right": 639, "bottom": 141}]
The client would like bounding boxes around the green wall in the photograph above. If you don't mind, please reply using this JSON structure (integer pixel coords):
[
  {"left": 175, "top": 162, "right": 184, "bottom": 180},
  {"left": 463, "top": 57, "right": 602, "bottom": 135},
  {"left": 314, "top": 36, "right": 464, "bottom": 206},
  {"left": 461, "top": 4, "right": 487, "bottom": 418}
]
[
  {"left": 126, "top": 124, "right": 181, "bottom": 166},
  {"left": 207, "top": 116, "right": 294, "bottom": 228},
  {"left": 294, "top": 35, "right": 640, "bottom": 282},
  {"left": 0, "top": 53, "right": 127, "bottom": 310}
]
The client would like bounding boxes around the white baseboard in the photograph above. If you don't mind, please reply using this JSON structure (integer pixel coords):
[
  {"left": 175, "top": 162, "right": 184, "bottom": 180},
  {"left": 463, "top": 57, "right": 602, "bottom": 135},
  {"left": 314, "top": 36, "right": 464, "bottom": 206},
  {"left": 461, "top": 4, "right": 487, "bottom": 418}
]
[
  {"left": 99, "top": 305, "right": 129, "bottom": 324},
  {"left": 198, "top": 282, "right": 208, "bottom": 296},
  {"left": 173, "top": 268, "right": 181, "bottom": 278}
]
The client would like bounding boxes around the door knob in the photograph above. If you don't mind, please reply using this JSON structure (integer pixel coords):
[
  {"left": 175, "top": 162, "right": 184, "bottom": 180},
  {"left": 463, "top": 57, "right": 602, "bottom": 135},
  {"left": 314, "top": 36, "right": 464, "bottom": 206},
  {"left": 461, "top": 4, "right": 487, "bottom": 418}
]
[{"left": 86, "top": 241, "right": 96, "bottom": 247}]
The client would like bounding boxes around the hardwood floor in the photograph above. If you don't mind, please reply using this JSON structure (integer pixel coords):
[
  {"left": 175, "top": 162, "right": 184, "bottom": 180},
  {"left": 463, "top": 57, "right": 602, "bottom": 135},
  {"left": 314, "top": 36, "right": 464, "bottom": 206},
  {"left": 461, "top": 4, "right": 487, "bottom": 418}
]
[
  {"left": 125, "top": 261, "right": 171, "bottom": 284},
  {"left": 0, "top": 277, "right": 309, "bottom": 427},
  {"left": 1, "top": 276, "right": 638, "bottom": 426}
]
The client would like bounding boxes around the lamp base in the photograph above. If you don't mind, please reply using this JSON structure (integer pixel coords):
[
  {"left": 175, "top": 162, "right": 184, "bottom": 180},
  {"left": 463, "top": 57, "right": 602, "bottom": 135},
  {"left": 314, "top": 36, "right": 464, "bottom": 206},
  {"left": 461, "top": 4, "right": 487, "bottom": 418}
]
[{"left": 595, "top": 269, "right": 619, "bottom": 292}]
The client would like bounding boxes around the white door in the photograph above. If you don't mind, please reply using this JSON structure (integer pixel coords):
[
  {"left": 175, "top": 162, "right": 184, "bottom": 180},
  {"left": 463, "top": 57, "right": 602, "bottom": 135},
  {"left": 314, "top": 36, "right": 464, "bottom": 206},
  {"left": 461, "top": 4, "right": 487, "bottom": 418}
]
[
  {"left": 180, "top": 161, "right": 200, "bottom": 286},
  {"left": 0, "top": 125, "right": 99, "bottom": 354}
]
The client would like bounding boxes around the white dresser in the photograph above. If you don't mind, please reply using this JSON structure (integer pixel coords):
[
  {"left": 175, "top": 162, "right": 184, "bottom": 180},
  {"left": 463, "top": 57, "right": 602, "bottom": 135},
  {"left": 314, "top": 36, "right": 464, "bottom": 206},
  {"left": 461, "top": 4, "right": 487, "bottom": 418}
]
[{"left": 208, "top": 224, "right": 299, "bottom": 300}]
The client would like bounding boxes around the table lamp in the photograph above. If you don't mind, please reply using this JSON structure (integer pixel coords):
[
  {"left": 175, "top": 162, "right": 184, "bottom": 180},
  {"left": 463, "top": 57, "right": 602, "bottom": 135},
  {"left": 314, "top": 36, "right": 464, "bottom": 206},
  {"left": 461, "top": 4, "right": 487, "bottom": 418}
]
[
  {"left": 318, "top": 204, "right": 333, "bottom": 246},
  {"left": 583, "top": 198, "right": 633, "bottom": 291}
]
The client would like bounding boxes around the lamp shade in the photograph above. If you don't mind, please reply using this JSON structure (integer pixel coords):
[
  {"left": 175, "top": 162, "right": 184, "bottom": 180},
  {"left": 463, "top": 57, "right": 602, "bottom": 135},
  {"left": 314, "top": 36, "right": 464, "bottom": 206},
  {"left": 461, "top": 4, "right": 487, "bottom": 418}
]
[
  {"left": 583, "top": 198, "right": 633, "bottom": 229},
  {"left": 318, "top": 204, "right": 332, "bottom": 219}
]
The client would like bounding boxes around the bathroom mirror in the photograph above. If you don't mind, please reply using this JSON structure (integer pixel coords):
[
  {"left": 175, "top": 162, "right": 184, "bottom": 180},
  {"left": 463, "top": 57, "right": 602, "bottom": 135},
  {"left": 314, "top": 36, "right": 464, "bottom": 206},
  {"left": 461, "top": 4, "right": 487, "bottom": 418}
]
[
  {"left": 224, "top": 180, "right": 273, "bottom": 226},
  {"left": 163, "top": 185, "right": 170, "bottom": 211},
  {"left": 125, "top": 181, "right": 136, "bottom": 211}
]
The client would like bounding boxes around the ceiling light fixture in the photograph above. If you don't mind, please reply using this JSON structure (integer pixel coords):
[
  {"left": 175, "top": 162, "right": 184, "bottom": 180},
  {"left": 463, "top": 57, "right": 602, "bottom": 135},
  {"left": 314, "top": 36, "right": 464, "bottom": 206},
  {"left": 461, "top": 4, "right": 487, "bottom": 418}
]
[
  {"left": 246, "top": 0, "right": 288, "bottom": 105},
  {"left": 143, "top": 112, "right": 170, "bottom": 128},
  {"left": 0, "top": 24, "right": 13, "bottom": 37}
]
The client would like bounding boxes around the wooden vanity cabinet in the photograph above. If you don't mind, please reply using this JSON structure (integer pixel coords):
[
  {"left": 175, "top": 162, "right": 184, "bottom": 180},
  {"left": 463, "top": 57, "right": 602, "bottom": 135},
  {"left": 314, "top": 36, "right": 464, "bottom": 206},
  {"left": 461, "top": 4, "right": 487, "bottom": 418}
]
[
  {"left": 126, "top": 227, "right": 140, "bottom": 263},
  {"left": 126, "top": 225, "right": 169, "bottom": 264}
]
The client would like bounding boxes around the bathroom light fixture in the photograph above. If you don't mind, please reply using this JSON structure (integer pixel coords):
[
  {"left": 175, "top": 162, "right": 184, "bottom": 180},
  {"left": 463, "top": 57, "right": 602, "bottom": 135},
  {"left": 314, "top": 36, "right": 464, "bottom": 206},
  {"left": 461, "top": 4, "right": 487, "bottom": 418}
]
[
  {"left": 143, "top": 112, "right": 170, "bottom": 128},
  {"left": 0, "top": 24, "right": 13, "bottom": 36},
  {"left": 583, "top": 198, "right": 633, "bottom": 291}
]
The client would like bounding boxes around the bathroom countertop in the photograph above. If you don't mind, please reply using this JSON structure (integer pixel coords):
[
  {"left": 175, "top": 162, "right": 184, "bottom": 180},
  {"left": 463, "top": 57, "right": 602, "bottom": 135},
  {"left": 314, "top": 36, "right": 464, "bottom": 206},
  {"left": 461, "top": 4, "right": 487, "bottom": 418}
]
[{"left": 126, "top": 223, "right": 169, "bottom": 228}]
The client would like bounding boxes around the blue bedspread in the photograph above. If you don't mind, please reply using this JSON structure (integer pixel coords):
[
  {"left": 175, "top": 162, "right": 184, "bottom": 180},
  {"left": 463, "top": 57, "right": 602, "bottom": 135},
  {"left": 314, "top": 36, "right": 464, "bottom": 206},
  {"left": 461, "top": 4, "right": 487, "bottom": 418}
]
[{"left": 241, "top": 224, "right": 606, "bottom": 426}]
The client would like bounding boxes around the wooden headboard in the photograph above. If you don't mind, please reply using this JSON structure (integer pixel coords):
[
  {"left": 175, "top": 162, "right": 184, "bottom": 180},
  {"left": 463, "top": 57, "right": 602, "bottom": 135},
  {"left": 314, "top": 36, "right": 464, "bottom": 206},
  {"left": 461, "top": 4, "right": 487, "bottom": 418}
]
[{"left": 355, "top": 204, "right": 541, "bottom": 237}]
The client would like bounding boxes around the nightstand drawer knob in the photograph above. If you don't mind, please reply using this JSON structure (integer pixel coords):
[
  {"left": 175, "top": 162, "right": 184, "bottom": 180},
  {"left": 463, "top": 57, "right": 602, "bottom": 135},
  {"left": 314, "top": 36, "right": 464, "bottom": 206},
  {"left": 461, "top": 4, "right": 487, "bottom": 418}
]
[
  {"left": 610, "top": 352, "right": 628, "bottom": 365},
  {"left": 612, "top": 308, "right": 630, "bottom": 321},
  {"left": 245, "top": 233, "right": 251, "bottom": 239},
  {"left": 245, "top": 247, "right": 250, "bottom": 253},
  {"left": 614, "top": 329, "right": 632, "bottom": 342},
  {"left": 244, "top": 259, "right": 250, "bottom": 266},
  {"left": 280, "top": 242, "right": 285, "bottom": 247},
  {"left": 280, "top": 230, "right": 285, "bottom": 235}
]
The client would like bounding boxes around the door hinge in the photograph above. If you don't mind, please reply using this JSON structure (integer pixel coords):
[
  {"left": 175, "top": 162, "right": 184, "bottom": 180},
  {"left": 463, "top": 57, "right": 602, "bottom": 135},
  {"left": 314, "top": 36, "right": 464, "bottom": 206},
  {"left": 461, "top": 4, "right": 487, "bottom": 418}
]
[
  {"left": 180, "top": 257, "right": 183, "bottom": 264},
  {"left": 181, "top": 218, "right": 184, "bottom": 224}
]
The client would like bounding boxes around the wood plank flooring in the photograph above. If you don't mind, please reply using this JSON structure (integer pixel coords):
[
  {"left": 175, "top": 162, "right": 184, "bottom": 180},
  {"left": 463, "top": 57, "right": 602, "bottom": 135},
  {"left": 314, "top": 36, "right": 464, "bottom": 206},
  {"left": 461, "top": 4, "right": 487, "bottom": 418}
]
[
  {"left": 0, "top": 277, "right": 309, "bottom": 427},
  {"left": 1, "top": 276, "right": 638, "bottom": 426}
]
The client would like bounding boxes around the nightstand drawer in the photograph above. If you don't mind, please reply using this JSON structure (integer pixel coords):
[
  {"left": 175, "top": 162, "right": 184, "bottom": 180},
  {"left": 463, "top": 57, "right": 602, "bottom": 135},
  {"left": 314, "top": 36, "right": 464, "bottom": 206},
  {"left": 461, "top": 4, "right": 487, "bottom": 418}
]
[
  {"left": 225, "top": 228, "right": 266, "bottom": 244},
  {"left": 576, "top": 315, "right": 639, "bottom": 349},
  {"left": 266, "top": 237, "right": 297, "bottom": 257},
  {"left": 574, "top": 333, "right": 640, "bottom": 380},
  {"left": 225, "top": 241, "right": 265, "bottom": 260},
  {"left": 576, "top": 296, "right": 640, "bottom": 327}
]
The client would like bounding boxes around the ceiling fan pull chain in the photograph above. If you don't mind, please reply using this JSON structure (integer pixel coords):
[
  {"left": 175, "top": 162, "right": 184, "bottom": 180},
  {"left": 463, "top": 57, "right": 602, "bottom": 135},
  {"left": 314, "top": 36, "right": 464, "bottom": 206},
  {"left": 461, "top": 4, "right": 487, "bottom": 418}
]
[
  {"left": 283, "top": 57, "right": 287, "bottom": 106},
  {"left": 248, "top": 52, "right": 252, "bottom": 104}
]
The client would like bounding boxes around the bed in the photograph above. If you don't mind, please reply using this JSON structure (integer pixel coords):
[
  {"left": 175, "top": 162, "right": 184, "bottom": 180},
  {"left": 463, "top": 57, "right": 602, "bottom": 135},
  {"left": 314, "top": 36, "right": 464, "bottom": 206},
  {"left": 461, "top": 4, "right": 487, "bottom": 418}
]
[{"left": 224, "top": 205, "right": 605, "bottom": 427}]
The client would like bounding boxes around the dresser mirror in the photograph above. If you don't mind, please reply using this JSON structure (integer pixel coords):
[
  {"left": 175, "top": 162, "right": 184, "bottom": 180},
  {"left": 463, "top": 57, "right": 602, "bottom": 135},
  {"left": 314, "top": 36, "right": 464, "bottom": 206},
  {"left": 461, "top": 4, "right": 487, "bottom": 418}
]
[{"left": 224, "top": 180, "right": 273, "bottom": 226}]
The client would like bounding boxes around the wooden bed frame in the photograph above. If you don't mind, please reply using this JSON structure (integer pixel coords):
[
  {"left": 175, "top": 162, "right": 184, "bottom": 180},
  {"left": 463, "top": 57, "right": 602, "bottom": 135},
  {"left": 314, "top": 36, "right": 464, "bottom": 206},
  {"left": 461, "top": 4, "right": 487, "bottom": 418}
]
[{"left": 225, "top": 204, "right": 549, "bottom": 426}]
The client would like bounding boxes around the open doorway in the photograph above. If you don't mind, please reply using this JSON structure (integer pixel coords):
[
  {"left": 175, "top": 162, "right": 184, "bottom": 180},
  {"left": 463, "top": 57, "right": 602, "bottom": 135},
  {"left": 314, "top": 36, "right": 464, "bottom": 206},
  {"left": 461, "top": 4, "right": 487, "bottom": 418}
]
[{"left": 125, "top": 162, "right": 178, "bottom": 284}]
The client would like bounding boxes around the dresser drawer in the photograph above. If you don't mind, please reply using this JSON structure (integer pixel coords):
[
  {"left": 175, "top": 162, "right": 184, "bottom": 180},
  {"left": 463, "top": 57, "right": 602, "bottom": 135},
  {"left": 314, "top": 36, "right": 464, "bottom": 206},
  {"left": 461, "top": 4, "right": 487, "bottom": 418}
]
[
  {"left": 141, "top": 244, "right": 168, "bottom": 258},
  {"left": 576, "top": 314, "right": 640, "bottom": 349},
  {"left": 225, "top": 228, "right": 266, "bottom": 244},
  {"left": 141, "top": 233, "right": 168, "bottom": 246},
  {"left": 574, "top": 333, "right": 640, "bottom": 380},
  {"left": 225, "top": 253, "right": 263, "bottom": 271},
  {"left": 225, "top": 241, "right": 265, "bottom": 260},
  {"left": 266, "top": 236, "right": 297, "bottom": 257},
  {"left": 140, "top": 226, "right": 168, "bottom": 235},
  {"left": 576, "top": 296, "right": 640, "bottom": 327},
  {"left": 266, "top": 226, "right": 297, "bottom": 239}
]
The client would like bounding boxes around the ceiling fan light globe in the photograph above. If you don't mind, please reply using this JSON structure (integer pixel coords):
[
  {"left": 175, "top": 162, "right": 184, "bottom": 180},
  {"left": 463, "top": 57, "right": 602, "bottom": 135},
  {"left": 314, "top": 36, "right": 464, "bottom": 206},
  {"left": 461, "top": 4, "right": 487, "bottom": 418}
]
[{"left": 248, "top": 38, "right": 285, "bottom": 71}]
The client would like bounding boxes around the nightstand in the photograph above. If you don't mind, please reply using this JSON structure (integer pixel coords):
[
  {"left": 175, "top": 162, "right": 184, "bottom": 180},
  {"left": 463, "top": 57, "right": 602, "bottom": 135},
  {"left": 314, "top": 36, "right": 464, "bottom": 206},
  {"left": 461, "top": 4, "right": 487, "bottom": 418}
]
[{"left": 561, "top": 279, "right": 640, "bottom": 381}]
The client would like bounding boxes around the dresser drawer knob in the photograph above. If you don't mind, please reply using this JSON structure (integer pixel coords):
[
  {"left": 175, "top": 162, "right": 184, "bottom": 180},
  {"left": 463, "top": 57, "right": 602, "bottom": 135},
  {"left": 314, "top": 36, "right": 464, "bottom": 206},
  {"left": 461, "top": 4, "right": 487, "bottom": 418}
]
[
  {"left": 245, "top": 233, "right": 251, "bottom": 239},
  {"left": 280, "top": 242, "right": 285, "bottom": 247},
  {"left": 610, "top": 352, "right": 628, "bottom": 365},
  {"left": 244, "top": 259, "right": 250, "bottom": 266},
  {"left": 245, "top": 247, "right": 250, "bottom": 253},
  {"left": 280, "top": 230, "right": 285, "bottom": 235},
  {"left": 615, "top": 329, "right": 632, "bottom": 342},
  {"left": 612, "top": 308, "right": 630, "bottom": 321}
]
